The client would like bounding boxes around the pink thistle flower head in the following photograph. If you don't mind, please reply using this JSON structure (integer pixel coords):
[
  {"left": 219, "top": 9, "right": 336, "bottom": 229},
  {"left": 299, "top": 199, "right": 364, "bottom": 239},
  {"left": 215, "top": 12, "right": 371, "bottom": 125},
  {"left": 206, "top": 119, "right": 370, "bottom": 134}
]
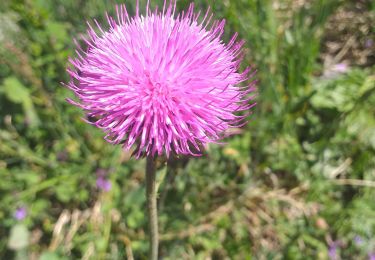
[{"left": 65, "top": 0, "right": 256, "bottom": 158}]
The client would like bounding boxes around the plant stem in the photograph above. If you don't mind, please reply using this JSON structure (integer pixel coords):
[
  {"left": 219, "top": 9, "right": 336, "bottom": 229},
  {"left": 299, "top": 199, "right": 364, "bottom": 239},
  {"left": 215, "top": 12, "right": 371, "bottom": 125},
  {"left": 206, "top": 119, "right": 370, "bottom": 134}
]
[{"left": 146, "top": 156, "right": 158, "bottom": 260}]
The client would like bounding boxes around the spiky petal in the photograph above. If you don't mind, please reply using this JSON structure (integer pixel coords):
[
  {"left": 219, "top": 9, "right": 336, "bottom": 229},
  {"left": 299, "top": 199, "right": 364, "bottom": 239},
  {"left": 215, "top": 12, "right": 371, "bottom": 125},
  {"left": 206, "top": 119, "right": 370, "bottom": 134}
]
[{"left": 66, "top": 1, "right": 256, "bottom": 157}]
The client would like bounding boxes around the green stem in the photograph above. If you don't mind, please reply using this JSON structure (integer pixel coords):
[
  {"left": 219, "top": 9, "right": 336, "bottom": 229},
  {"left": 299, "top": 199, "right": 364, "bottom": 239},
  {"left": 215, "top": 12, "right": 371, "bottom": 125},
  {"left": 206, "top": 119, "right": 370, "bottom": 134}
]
[{"left": 146, "top": 156, "right": 158, "bottom": 260}]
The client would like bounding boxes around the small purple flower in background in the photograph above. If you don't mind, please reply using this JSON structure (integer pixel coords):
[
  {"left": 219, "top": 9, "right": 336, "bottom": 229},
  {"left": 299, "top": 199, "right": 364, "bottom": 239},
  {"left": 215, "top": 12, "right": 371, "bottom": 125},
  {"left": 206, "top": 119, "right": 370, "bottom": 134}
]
[
  {"left": 323, "top": 62, "right": 349, "bottom": 78},
  {"left": 369, "top": 253, "right": 375, "bottom": 260},
  {"left": 328, "top": 241, "right": 340, "bottom": 260},
  {"left": 354, "top": 235, "right": 364, "bottom": 246},
  {"left": 96, "top": 177, "right": 112, "bottom": 192},
  {"left": 65, "top": 0, "right": 256, "bottom": 158},
  {"left": 96, "top": 169, "right": 112, "bottom": 192},
  {"left": 13, "top": 207, "right": 27, "bottom": 221},
  {"left": 365, "top": 39, "right": 374, "bottom": 48},
  {"left": 332, "top": 63, "right": 348, "bottom": 74}
]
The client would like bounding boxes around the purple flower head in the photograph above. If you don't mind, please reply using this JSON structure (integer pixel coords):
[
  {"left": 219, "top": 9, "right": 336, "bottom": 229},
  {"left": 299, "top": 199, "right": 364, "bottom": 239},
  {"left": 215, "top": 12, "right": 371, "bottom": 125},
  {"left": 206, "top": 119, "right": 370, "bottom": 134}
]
[
  {"left": 13, "top": 207, "right": 27, "bottom": 221},
  {"left": 369, "top": 253, "right": 375, "bottom": 260},
  {"left": 96, "top": 177, "right": 112, "bottom": 192},
  {"left": 65, "top": 0, "right": 256, "bottom": 157},
  {"left": 332, "top": 63, "right": 348, "bottom": 73},
  {"left": 328, "top": 240, "right": 341, "bottom": 260},
  {"left": 96, "top": 168, "right": 112, "bottom": 191},
  {"left": 365, "top": 39, "right": 374, "bottom": 48},
  {"left": 328, "top": 245, "right": 337, "bottom": 260}
]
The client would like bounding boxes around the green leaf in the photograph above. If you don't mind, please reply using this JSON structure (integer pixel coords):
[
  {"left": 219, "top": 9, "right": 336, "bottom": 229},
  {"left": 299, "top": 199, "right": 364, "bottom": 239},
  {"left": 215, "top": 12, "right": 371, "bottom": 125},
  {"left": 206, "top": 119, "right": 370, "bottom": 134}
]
[
  {"left": 39, "top": 252, "right": 62, "bottom": 260},
  {"left": 46, "top": 22, "right": 69, "bottom": 50},
  {"left": 1, "top": 77, "right": 40, "bottom": 127},
  {"left": 2, "top": 77, "right": 30, "bottom": 104},
  {"left": 23, "top": 99, "right": 40, "bottom": 127}
]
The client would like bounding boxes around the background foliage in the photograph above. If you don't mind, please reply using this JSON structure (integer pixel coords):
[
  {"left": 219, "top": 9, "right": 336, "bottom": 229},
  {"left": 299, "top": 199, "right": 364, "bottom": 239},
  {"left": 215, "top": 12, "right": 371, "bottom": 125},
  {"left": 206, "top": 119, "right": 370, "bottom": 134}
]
[{"left": 0, "top": 0, "right": 374, "bottom": 259}]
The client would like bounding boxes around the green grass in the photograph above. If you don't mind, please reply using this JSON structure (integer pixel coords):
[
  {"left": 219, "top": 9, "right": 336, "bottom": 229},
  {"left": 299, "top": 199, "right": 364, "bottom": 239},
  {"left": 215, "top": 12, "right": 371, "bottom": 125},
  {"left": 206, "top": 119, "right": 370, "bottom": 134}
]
[{"left": 0, "top": 0, "right": 374, "bottom": 259}]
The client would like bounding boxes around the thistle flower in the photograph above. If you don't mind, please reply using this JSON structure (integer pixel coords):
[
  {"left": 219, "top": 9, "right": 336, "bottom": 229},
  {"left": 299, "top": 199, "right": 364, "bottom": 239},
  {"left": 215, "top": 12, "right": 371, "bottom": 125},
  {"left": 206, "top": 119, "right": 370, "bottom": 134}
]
[{"left": 66, "top": 0, "right": 256, "bottom": 157}]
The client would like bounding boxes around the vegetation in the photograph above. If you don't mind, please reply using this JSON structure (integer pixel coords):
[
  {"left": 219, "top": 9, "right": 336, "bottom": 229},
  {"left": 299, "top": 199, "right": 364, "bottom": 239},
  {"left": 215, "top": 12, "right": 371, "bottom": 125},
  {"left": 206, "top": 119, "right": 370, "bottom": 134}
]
[{"left": 0, "top": 0, "right": 374, "bottom": 259}]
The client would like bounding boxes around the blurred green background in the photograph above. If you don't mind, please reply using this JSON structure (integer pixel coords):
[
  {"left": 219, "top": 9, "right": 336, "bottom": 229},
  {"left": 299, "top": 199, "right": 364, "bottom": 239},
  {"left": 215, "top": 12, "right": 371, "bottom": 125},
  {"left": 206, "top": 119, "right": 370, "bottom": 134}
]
[{"left": 0, "top": 0, "right": 374, "bottom": 259}]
